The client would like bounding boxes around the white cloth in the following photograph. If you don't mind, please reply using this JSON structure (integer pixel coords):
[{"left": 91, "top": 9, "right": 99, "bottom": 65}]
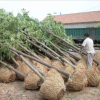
[
  {"left": 82, "top": 37, "right": 95, "bottom": 54},
  {"left": 87, "top": 53, "right": 94, "bottom": 67}
]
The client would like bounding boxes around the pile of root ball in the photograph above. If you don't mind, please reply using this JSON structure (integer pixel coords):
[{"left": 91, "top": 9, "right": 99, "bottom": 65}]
[
  {"left": 0, "top": 9, "right": 100, "bottom": 100},
  {"left": 0, "top": 52, "right": 100, "bottom": 100}
]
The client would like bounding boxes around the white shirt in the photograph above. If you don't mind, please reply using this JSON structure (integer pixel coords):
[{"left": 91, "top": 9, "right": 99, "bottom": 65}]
[{"left": 82, "top": 37, "right": 95, "bottom": 53}]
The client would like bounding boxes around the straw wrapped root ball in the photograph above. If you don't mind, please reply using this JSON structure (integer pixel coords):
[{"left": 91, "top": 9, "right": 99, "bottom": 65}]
[
  {"left": 32, "top": 60, "right": 47, "bottom": 73},
  {"left": 94, "top": 52, "right": 100, "bottom": 62},
  {"left": 97, "top": 65, "right": 100, "bottom": 71},
  {"left": 76, "top": 63, "right": 86, "bottom": 71},
  {"left": 25, "top": 70, "right": 40, "bottom": 90},
  {"left": 92, "top": 61, "right": 97, "bottom": 67},
  {"left": 62, "top": 66, "right": 74, "bottom": 82},
  {"left": 66, "top": 68, "right": 88, "bottom": 91},
  {"left": 43, "top": 57, "right": 51, "bottom": 65},
  {"left": 44, "top": 68, "right": 61, "bottom": 78},
  {"left": 0, "top": 67, "right": 16, "bottom": 83},
  {"left": 39, "top": 69, "right": 66, "bottom": 100},
  {"left": 36, "top": 63, "right": 47, "bottom": 73},
  {"left": 85, "top": 66, "right": 100, "bottom": 87},
  {"left": 51, "top": 60, "right": 64, "bottom": 70},
  {"left": 82, "top": 55, "right": 87, "bottom": 62},
  {"left": 76, "top": 59, "right": 87, "bottom": 67},
  {"left": 43, "top": 57, "right": 52, "bottom": 71},
  {"left": 75, "top": 54, "right": 82, "bottom": 59},
  {"left": 76, "top": 60, "right": 87, "bottom": 71},
  {"left": 65, "top": 66, "right": 74, "bottom": 74},
  {"left": 16, "top": 61, "right": 31, "bottom": 81}
]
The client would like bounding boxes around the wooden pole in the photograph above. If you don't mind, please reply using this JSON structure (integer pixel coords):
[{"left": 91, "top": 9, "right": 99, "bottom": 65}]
[
  {"left": 44, "top": 30, "right": 99, "bottom": 66},
  {"left": 11, "top": 50, "right": 45, "bottom": 76},
  {"left": 9, "top": 47, "right": 70, "bottom": 77},
  {"left": 50, "top": 42, "right": 76, "bottom": 65},
  {"left": 57, "top": 45, "right": 80, "bottom": 61},
  {"left": 19, "top": 55, "right": 45, "bottom": 82},
  {"left": 28, "top": 40, "right": 59, "bottom": 60},
  {"left": 24, "top": 33, "right": 59, "bottom": 57}
]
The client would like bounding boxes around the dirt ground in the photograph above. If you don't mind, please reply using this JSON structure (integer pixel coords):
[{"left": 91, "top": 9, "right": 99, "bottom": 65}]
[{"left": 0, "top": 80, "right": 100, "bottom": 100}]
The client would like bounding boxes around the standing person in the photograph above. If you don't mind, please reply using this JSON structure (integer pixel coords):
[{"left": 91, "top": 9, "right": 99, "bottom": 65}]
[{"left": 80, "top": 33, "right": 95, "bottom": 68}]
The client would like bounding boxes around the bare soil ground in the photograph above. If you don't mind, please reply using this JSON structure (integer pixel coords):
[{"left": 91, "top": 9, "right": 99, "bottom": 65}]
[{"left": 0, "top": 80, "right": 100, "bottom": 100}]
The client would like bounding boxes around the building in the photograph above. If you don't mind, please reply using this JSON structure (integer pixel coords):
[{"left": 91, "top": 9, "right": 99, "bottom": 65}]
[
  {"left": 53, "top": 11, "right": 100, "bottom": 41},
  {"left": 54, "top": 11, "right": 100, "bottom": 28}
]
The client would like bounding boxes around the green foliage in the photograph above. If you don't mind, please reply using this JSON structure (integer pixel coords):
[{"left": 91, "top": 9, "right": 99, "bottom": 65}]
[
  {"left": 97, "top": 22, "right": 100, "bottom": 27},
  {"left": 0, "top": 8, "right": 74, "bottom": 60}
]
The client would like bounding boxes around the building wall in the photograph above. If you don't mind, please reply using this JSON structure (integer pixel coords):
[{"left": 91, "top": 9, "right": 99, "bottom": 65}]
[{"left": 64, "top": 22, "right": 98, "bottom": 29}]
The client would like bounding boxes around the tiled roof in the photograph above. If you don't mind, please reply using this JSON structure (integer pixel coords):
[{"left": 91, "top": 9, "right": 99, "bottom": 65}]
[{"left": 53, "top": 11, "right": 100, "bottom": 24}]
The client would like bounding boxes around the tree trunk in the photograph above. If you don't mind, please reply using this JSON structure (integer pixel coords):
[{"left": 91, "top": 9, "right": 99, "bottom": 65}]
[
  {"left": 9, "top": 47, "right": 70, "bottom": 77},
  {"left": 57, "top": 45, "right": 80, "bottom": 61},
  {"left": 11, "top": 58, "right": 20, "bottom": 67},
  {"left": 28, "top": 40, "right": 58, "bottom": 60},
  {"left": 45, "top": 30, "right": 99, "bottom": 65},
  {"left": 19, "top": 44, "right": 44, "bottom": 62},
  {"left": 10, "top": 50, "right": 45, "bottom": 76},
  {"left": 19, "top": 55, "right": 45, "bottom": 82},
  {"left": 25, "top": 33, "right": 59, "bottom": 57},
  {"left": 51, "top": 42, "right": 76, "bottom": 65}
]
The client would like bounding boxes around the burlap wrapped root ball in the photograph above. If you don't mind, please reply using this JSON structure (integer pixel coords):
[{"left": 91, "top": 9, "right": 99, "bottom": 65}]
[
  {"left": 92, "top": 61, "right": 97, "bottom": 67},
  {"left": 25, "top": 58, "right": 47, "bottom": 90},
  {"left": 43, "top": 57, "right": 52, "bottom": 71},
  {"left": 51, "top": 60, "right": 67, "bottom": 80},
  {"left": 32, "top": 60, "right": 47, "bottom": 73},
  {"left": 65, "top": 66, "right": 74, "bottom": 74},
  {"left": 66, "top": 68, "right": 88, "bottom": 91},
  {"left": 16, "top": 60, "right": 31, "bottom": 81},
  {"left": 94, "top": 52, "right": 100, "bottom": 63},
  {"left": 44, "top": 68, "right": 62, "bottom": 78},
  {"left": 43, "top": 57, "right": 51, "bottom": 65},
  {"left": 97, "top": 65, "right": 100, "bottom": 72},
  {"left": 75, "top": 54, "right": 82, "bottom": 59},
  {"left": 62, "top": 65, "right": 74, "bottom": 82},
  {"left": 76, "top": 59, "right": 87, "bottom": 71},
  {"left": 51, "top": 60, "right": 65, "bottom": 70},
  {"left": 36, "top": 63, "right": 47, "bottom": 73},
  {"left": 24, "top": 70, "right": 40, "bottom": 90},
  {"left": 64, "top": 62, "right": 70, "bottom": 68},
  {"left": 85, "top": 66, "right": 100, "bottom": 87},
  {"left": 76, "top": 54, "right": 87, "bottom": 62},
  {"left": 39, "top": 69, "right": 66, "bottom": 100},
  {"left": 0, "top": 67, "right": 16, "bottom": 83}
]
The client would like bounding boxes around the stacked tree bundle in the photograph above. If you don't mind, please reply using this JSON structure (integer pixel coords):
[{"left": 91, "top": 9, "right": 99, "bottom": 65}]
[{"left": 0, "top": 8, "right": 100, "bottom": 100}]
